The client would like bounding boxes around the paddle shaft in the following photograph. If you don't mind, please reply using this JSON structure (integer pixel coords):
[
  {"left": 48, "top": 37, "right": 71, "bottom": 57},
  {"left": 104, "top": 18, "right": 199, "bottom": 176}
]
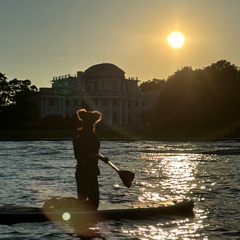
[
  {"left": 99, "top": 153, "right": 135, "bottom": 188},
  {"left": 98, "top": 153, "right": 120, "bottom": 172}
]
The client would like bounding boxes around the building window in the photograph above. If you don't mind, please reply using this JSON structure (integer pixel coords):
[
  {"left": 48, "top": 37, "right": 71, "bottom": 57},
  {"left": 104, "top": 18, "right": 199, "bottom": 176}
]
[
  {"left": 102, "top": 99, "right": 108, "bottom": 106},
  {"left": 86, "top": 82, "right": 91, "bottom": 92},
  {"left": 94, "top": 82, "right": 98, "bottom": 90},
  {"left": 113, "top": 99, "right": 117, "bottom": 106},
  {"left": 49, "top": 98, "right": 54, "bottom": 106},
  {"left": 128, "top": 116, "right": 132, "bottom": 124},
  {"left": 103, "top": 82, "right": 108, "bottom": 90},
  {"left": 142, "top": 101, "right": 146, "bottom": 108},
  {"left": 112, "top": 112, "right": 117, "bottom": 124},
  {"left": 74, "top": 99, "right": 78, "bottom": 106},
  {"left": 121, "top": 82, "right": 124, "bottom": 91},
  {"left": 113, "top": 82, "right": 118, "bottom": 90},
  {"left": 103, "top": 112, "right": 108, "bottom": 123},
  {"left": 65, "top": 99, "right": 70, "bottom": 106},
  {"left": 128, "top": 101, "right": 131, "bottom": 107}
]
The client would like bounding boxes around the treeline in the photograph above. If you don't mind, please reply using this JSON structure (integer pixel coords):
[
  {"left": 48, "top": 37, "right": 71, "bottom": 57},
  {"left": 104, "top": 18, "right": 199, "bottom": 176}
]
[
  {"left": 0, "top": 73, "right": 40, "bottom": 129},
  {"left": 151, "top": 60, "right": 240, "bottom": 137},
  {"left": 1, "top": 60, "right": 240, "bottom": 138}
]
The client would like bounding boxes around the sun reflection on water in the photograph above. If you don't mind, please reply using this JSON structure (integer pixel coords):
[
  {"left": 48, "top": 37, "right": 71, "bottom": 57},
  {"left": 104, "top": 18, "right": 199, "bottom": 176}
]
[
  {"left": 134, "top": 149, "right": 207, "bottom": 238},
  {"left": 138, "top": 151, "right": 199, "bottom": 202},
  {"left": 119, "top": 216, "right": 204, "bottom": 239}
]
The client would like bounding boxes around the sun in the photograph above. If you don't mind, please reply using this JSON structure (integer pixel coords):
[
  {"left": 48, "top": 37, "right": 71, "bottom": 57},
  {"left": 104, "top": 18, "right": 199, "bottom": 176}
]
[{"left": 167, "top": 32, "right": 185, "bottom": 48}]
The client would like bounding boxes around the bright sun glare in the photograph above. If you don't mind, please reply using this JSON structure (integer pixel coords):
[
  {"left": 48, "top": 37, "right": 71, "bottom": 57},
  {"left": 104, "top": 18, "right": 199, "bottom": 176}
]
[{"left": 167, "top": 32, "right": 185, "bottom": 48}]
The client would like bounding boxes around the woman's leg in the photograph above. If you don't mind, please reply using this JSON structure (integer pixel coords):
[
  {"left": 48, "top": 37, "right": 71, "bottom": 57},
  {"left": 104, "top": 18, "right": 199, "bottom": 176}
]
[{"left": 87, "top": 175, "right": 99, "bottom": 210}]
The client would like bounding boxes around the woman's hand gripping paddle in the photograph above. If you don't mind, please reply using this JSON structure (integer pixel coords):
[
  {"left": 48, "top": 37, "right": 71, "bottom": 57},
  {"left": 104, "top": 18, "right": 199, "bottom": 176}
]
[{"left": 99, "top": 153, "right": 135, "bottom": 188}]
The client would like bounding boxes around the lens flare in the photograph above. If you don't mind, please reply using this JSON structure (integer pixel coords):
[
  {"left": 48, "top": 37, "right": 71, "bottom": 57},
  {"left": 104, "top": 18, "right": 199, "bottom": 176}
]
[{"left": 62, "top": 212, "right": 71, "bottom": 221}]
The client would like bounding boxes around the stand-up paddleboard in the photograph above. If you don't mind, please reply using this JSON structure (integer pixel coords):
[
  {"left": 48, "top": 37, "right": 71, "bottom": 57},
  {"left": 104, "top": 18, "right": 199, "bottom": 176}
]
[{"left": 0, "top": 199, "right": 194, "bottom": 225}]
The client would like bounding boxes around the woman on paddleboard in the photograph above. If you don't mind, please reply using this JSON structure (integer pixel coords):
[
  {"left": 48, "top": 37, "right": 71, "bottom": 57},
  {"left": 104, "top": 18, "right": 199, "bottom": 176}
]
[{"left": 73, "top": 108, "right": 109, "bottom": 210}]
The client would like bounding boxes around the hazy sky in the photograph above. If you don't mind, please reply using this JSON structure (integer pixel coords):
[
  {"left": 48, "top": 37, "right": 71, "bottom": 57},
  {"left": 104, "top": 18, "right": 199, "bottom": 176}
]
[{"left": 1, "top": 0, "right": 240, "bottom": 87}]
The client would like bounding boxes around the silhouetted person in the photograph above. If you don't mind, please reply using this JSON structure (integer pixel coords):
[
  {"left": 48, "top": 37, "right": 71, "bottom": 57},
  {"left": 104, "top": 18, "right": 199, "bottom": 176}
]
[{"left": 73, "top": 108, "right": 109, "bottom": 210}]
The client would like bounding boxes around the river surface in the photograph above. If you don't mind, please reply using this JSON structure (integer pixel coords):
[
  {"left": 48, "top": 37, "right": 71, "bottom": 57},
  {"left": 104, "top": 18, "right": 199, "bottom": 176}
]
[{"left": 0, "top": 140, "right": 240, "bottom": 239}]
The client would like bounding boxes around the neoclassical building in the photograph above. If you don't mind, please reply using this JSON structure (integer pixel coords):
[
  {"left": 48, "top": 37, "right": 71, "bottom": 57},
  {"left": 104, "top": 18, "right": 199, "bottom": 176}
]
[{"left": 39, "top": 63, "right": 159, "bottom": 127}]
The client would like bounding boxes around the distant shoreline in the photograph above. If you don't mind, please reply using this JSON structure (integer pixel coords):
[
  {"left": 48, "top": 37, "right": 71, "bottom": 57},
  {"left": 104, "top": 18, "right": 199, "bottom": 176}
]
[{"left": 0, "top": 128, "right": 240, "bottom": 141}]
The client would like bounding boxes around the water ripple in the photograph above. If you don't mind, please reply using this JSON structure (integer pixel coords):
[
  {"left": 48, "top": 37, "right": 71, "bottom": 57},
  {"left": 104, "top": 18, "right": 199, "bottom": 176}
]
[{"left": 1, "top": 140, "right": 240, "bottom": 239}]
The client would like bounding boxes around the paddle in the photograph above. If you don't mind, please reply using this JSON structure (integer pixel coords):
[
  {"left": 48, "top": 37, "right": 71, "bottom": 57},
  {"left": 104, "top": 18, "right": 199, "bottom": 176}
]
[{"left": 99, "top": 153, "right": 135, "bottom": 188}]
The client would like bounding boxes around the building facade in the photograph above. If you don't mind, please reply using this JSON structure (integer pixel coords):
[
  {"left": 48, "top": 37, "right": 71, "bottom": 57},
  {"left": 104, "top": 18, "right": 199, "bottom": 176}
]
[{"left": 39, "top": 63, "right": 159, "bottom": 127}]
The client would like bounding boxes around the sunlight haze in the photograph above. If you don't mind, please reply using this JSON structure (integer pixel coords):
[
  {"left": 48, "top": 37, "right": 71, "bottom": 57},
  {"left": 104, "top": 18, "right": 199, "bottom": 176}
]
[
  {"left": 1, "top": 0, "right": 240, "bottom": 87},
  {"left": 167, "top": 32, "right": 185, "bottom": 48}
]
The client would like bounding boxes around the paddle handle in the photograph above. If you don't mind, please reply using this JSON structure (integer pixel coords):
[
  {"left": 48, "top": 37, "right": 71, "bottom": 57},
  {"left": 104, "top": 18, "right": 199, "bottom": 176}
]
[{"left": 98, "top": 153, "right": 120, "bottom": 172}]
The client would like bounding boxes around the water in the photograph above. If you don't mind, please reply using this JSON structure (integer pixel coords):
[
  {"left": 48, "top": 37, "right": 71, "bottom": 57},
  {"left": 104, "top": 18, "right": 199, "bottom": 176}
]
[{"left": 0, "top": 140, "right": 240, "bottom": 239}]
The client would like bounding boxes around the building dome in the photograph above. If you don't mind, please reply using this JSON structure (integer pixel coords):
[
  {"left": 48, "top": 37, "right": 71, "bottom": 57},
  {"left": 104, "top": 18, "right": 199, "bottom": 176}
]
[{"left": 84, "top": 63, "right": 125, "bottom": 78}]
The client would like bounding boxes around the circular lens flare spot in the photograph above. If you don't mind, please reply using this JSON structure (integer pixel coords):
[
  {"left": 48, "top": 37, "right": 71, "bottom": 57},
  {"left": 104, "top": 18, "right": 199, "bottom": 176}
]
[{"left": 62, "top": 212, "right": 71, "bottom": 221}]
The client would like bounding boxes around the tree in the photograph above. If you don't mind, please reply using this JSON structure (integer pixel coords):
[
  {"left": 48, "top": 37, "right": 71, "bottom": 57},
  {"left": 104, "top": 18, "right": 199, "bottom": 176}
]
[
  {"left": 139, "top": 78, "right": 166, "bottom": 92},
  {"left": 153, "top": 60, "right": 240, "bottom": 137},
  {"left": 0, "top": 73, "right": 9, "bottom": 106},
  {"left": 202, "top": 60, "right": 240, "bottom": 128},
  {"left": 0, "top": 73, "right": 40, "bottom": 129},
  {"left": 154, "top": 66, "right": 197, "bottom": 130}
]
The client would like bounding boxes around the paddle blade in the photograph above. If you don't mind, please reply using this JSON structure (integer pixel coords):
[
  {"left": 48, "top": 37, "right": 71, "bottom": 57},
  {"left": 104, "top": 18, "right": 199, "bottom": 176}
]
[{"left": 118, "top": 170, "right": 135, "bottom": 188}]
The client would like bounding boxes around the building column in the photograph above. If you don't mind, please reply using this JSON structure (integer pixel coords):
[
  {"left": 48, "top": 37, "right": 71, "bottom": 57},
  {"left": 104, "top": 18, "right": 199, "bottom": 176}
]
[
  {"left": 95, "top": 98, "right": 100, "bottom": 112},
  {"left": 62, "top": 97, "right": 65, "bottom": 118},
  {"left": 58, "top": 97, "right": 61, "bottom": 117},
  {"left": 108, "top": 99, "right": 112, "bottom": 125},
  {"left": 41, "top": 97, "right": 46, "bottom": 118},
  {"left": 119, "top": 99, "right": 123, "bottom": 126},
  {"left": 124, "top": 100, "right": 128, "bottom": 125}
]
